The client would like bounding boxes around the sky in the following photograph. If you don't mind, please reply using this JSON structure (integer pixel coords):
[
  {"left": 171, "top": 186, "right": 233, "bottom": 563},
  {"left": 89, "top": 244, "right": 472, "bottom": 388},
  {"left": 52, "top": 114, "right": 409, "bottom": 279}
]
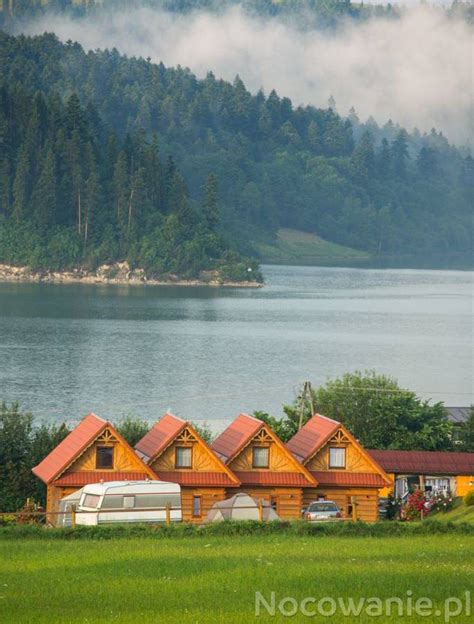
[{"left": 22, "top": 5, "right": 473, "bottom": 145}]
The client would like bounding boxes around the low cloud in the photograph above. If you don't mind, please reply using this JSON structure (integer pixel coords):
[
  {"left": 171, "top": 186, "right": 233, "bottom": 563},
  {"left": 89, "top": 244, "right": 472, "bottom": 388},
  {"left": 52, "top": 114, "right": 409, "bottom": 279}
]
[{"left": 21, "top": 5, "right": 472, "bottom": 144}]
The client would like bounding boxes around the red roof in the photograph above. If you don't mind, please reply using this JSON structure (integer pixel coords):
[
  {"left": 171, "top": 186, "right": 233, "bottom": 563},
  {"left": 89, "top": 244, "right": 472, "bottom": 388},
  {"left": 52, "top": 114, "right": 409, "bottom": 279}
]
[
  {"left": 53, "top": 472, "right": 151, "bottom": 486},
  {"left": 135, "top": 413, "right": 186, "bottom": 462},
  {"left": 32, "top": 413, "right": 107, "bottom": 484},
  {"left": 155, "top": 471, "right": 238, "bottom": 486},
  {"left": 211, "top": 413, "right": 263, "bottom": 462},
  {"left": 234, "top": 471, "right": 314, "bottom": 487},
  {"left": 286, "top": 414, "right": 340, "bottom": 462},
  {"left": 368, "top": 450, "right": 474, "bottom": 475},
  {"left": 311, "top": 471, "right": 388, "bottom": 487}
]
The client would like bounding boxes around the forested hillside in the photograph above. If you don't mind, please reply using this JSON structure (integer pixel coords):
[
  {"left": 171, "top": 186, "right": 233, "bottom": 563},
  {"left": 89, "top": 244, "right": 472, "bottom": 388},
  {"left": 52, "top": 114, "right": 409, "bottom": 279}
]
[
  {"left": 0, "top": 77, "right": 260, "bottom": 279},
  {"left": 0, "top": 31, "right": 472, "bottom": 267}
]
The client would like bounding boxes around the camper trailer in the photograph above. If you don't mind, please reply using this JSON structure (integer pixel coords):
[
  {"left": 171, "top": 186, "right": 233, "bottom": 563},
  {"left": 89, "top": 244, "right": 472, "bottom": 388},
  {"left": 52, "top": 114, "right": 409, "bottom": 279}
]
[{"left": 75, "top": 480, "right": 182, "bottom": 525}]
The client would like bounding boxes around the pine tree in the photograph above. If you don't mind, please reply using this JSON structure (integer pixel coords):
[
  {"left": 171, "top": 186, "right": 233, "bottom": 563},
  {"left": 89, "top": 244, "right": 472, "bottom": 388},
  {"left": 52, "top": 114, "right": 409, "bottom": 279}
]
[
  {"left": 12, "top": 143, "right": 30, "bottom": 222},
  {"left": 202, "top": 173, "right": 219, "bottom": 230},
  {"left": 391, "top": 130, "right": 410, "bottom": 178},
  {"left": 31, "top": 145, "right": 56, "bottom": 228}
]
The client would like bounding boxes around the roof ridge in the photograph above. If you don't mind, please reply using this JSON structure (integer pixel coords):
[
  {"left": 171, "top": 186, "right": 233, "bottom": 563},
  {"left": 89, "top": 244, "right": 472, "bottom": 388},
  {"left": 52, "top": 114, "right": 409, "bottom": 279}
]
[
  {"left": 238, "top": 412, "right": 262, "bottom": 423},
  {"left": 312, "top": 413, "right": 341, "bottom": 425},
  {"left": 163, "top": 411, "right": 187, "bottom": 423}
]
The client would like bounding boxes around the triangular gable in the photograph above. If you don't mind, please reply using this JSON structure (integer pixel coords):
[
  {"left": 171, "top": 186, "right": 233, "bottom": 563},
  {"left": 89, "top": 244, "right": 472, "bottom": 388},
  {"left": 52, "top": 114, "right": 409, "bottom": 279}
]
[
  {"left": 291, "top": 416, "right": 390, "bottom": 484},
  {"left": 32, "top": 413, "right": 156, "bottom": 484},
  {"left": 215, "top": 414, "right": 316, "bottom": 485},
  {"left": 136, "top": 413, "right": 240, "bottom": 485}
]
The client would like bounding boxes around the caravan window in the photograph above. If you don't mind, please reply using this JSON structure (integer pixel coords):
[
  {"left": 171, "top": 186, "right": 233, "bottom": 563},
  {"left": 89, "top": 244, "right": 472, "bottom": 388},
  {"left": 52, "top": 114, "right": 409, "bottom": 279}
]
[
  {"left": 82, "top": 494, "right": 100, "bottom": 508},
  {"left": 101, "top": 493, "right": 181, "bottom": 510}
]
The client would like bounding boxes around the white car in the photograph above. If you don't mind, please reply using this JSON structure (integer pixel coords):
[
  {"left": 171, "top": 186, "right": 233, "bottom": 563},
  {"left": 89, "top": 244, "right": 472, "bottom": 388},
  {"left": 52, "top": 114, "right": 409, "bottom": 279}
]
[
  {"left": 304, "top": 500, "right": 342, "bottom": 521},
  {"left": 74, "top": 480, "right": 182, "bottom": 525}
]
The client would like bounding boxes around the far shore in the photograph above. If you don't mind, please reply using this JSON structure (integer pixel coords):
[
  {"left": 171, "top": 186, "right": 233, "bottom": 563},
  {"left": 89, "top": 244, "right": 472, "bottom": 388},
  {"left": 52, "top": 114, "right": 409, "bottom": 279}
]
[{"left": 0, "top": 263, "right": 263, "bottom": 289}]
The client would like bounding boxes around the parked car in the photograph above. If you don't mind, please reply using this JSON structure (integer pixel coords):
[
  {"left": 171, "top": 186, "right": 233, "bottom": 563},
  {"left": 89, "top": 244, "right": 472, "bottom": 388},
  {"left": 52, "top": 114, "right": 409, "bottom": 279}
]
[
  {"left": 75, "top": 480, "right": 182, "bottom": 525},
  {"left": 304, "top": 500, "right": 342, "bottom": 521}
]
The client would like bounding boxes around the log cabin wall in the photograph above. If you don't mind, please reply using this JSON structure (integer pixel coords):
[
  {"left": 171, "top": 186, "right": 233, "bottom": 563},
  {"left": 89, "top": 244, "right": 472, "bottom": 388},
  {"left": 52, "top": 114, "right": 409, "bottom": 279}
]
[{"left": 302, "top": 488, "right": 379, "bottom": 522}]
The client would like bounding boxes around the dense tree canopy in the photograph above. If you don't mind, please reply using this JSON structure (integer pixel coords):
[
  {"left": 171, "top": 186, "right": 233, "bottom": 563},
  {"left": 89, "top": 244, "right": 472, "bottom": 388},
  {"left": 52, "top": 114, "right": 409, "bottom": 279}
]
[
  {"left": 0, "top": 31, "right": 472, "bottom": 265},
  {"left": 0, "top": 78, "right": 260, "bottom": 279},
  {"left": 255, "top": 371, "right": 455, "bottom": 450}
]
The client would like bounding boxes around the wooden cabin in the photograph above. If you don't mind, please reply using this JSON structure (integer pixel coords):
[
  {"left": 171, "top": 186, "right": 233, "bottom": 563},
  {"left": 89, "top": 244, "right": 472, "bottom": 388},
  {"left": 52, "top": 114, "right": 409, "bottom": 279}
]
[
  {"left": 32, "top": 413, "right": 156, "bottom": 519},
  {"left": 135, "top": 413, "right": 240, "bottom": 523},
  {"left": 287, "top": 414, "right": 390, "bottom": 522},
  {"left": 368, "top": 449, "right": 474, "bottom": 499},
  {"left": 211, "top": 413, "right": 316, "bottom": 519}
]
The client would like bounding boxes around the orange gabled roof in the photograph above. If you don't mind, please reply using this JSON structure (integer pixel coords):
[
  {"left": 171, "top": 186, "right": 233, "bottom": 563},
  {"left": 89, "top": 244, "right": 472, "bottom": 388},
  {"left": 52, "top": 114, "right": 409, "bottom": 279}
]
[
  {"left": 286, "top": 414, "right": 340, "bottom": 463},
  {"left": 287, "top": 414, "right": 390, "bottom": 486},
  {"left": 32, "top": 413, "right": 107, "bottom": 484},
  {"left": 135, "top": 413, "right": 187, "bottom": 463},
  {"left": 211, "top": 413, "right": 263, "bottom": 463},
  {"left": 32, "top": 412, "right": 156, "bottom": 484},
  {"left": 135, "top": 412, "right": 240, "bottom": 485},
  {"left": 212, "top": 413, "right": 316, "bottom": 486}
]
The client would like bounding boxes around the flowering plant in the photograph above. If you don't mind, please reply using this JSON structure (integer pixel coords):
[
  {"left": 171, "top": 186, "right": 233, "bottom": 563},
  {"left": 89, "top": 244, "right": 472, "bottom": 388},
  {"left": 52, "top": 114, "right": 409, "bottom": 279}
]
[
  {"left": 400, "top": 489, "right": 429, "bottom": 521},
  {"left": 426, "top": 490, "right": 454, "bottom": 513}
]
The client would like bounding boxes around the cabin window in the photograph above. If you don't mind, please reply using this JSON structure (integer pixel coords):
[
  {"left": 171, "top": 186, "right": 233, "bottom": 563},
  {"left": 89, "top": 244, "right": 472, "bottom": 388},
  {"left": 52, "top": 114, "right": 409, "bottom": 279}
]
[
  {"left": 123, "top": 496, "right": 135, "bottom": 509},
  {"left": 82, "top": 493, "right": 100, "bottom": 508},
  {"left": 96, "top": 446, "right": 114, "bottom": 469},
  {"left": 175, "top": 446, "right": 192, "bottom": 468},
  {"left": 329, "top": 447, "right": 346, "bottom": 468},
  {"left": 252, "top": 446, "right": 269, "bottom": 468},
  {"left": 192, "top": 496, "right": 201, "bottom": 517}
]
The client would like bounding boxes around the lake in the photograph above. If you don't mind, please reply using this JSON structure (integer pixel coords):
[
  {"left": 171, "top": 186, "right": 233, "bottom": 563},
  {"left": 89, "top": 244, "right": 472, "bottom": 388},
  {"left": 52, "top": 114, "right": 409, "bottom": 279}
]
[{"left": 0, "top": 265, "right": 472, "bottom": 431}]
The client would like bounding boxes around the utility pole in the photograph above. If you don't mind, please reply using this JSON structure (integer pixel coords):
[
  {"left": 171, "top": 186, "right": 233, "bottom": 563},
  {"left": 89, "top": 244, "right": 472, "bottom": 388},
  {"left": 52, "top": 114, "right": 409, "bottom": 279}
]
[{"left": 298, "top": 381, "right": 315, "bottom": 430}]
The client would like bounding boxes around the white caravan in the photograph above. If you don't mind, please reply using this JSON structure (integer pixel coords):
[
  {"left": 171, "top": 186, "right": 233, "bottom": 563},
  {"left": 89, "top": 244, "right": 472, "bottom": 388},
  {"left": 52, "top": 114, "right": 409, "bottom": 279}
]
[{"left": 75, "top": 480, "right": 182, "bottom": 525}]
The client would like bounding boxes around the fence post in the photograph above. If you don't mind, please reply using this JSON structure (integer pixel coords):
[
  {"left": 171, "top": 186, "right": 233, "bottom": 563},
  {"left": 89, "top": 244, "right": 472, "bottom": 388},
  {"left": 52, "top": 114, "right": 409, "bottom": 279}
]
[
  {"left": 71, "top": 504, "right": 76, "bottom": 528},
  {"left": 258, "top": 499, "right": 264, "bottom": 522},
  {"left": 351, "top": 496, "right": 358, "bottom": 522},
  {"left": 165, "top": 503, "right": 171, "bottom": 526}
]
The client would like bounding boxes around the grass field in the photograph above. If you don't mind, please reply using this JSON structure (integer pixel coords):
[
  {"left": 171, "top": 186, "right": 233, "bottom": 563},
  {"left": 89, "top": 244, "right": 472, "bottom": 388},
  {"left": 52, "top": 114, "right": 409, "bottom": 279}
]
[
  {"left": 0, "top": 532, "right": 472, "bottom": 623},
  {"left": 255, "top": 228, "right": 371, "bottom": 265}
]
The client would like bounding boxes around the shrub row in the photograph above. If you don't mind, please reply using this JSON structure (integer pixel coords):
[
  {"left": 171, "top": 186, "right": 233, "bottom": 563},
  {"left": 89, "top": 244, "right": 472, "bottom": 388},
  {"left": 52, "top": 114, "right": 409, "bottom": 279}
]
[{"left": 0, "top": 519, "right": 472, "bottom": 540}]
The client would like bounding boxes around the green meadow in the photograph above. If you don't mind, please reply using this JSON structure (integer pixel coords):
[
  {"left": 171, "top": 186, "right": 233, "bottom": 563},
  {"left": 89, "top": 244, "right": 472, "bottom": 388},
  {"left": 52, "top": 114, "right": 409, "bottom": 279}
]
[{"left": 0, "top": 532, "right": 472, "bottom": 623}]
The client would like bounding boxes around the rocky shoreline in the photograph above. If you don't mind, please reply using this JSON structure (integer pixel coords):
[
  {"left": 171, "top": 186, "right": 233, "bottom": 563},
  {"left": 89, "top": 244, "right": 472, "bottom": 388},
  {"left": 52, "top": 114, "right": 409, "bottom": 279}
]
[{"left": 0, "top": 262, "right": 263, "bottom": 288}]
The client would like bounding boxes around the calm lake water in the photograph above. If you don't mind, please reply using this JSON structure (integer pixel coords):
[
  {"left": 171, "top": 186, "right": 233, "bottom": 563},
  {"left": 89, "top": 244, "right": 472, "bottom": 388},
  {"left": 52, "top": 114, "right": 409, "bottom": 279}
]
[{"left": 0, "top": 265, "right": 472, "bottom": 431}]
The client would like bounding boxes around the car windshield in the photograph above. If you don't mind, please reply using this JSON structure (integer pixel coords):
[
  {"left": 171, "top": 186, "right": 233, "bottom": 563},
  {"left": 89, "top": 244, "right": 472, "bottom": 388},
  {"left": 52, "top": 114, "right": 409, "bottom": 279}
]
[{"left": 308, "top": 502, "right": 338, "bottom": 512}]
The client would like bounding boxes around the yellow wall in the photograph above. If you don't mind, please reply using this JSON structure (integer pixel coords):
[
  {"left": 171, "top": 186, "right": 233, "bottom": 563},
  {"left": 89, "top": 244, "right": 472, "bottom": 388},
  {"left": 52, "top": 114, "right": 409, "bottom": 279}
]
[
  {"left": 151, "top": 427, "right": 227, "bottom": 474},
  {"left": 455, "top": 476, "right": 474, "bottom": 497},
  {"left": 229, "top": 426, "right": 304, "bottom": 474}
]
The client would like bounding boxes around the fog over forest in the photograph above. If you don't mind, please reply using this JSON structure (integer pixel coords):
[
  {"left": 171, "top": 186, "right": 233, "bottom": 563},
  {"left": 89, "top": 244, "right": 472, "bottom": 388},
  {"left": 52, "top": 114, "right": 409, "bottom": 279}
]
[{"left": 20, "top": 5, "right": 471, "bottom": 145}]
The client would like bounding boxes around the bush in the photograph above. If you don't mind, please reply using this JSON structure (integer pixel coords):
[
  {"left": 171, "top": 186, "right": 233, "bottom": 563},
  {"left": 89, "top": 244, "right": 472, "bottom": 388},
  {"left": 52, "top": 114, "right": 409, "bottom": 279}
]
[
  {"left": 463, "top": 490, "right": 474, "bottom": 507},
  {"left": 401, "top": 489, "right": 428, "bottom": 521},
  {"left": 0, "top": 518, "right": 472, "bottom": 541},
  {"left": 427, "top": 491, "right": 454, "bottom": 513}
]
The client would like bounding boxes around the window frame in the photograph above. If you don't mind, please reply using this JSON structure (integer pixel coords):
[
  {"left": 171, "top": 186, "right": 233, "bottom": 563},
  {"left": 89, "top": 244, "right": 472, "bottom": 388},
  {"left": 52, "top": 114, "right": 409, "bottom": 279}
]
[
  {"left": 95, "top": 445, "right": 114, "bottom": 469},
  {"left": 175, "top": 445, "right": 193, "bottom": 469},
  {"left": 192, "top": 496, "right": 202, "bottom": 518},
  {"left": 252, "top": 445, "right": 270, "bottom": 469},
  {"left": 328, "top": 446, "right": 346, "bottom": 469}
]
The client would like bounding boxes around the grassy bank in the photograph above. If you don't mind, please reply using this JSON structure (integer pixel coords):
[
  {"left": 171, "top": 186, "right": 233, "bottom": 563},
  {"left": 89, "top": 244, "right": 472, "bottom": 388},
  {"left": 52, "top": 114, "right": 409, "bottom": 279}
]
[
  {"left": 0, "top": 525, "right": 472, "bottom": 623},
  {"left": 429, "top": 497, "right": 474, "bottom": 524},
  {"left": 255, "top": 228, "right": 371, "bottom": 265}
]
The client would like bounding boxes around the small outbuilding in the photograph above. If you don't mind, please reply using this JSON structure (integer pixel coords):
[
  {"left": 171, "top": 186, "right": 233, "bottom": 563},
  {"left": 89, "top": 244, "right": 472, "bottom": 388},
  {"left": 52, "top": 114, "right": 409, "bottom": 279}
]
[{"left": 205, "top": 493, "right": 280, "bottom": 522}]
